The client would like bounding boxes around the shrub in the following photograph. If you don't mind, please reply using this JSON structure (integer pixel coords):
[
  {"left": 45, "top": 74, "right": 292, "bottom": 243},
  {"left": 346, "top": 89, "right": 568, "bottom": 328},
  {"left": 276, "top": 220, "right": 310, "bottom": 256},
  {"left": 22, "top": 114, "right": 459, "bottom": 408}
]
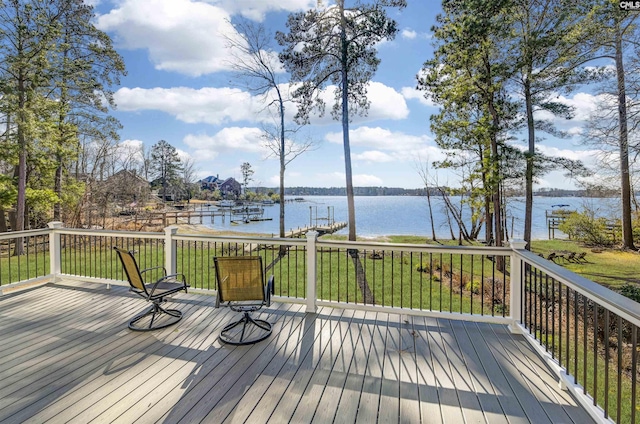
[
  {"left": 619, "top": 283, "right": 640, "bottom": 303},
  {"left": 465, "top": 279, "right": 481, "bottom": 294},
  {"left": 416, "top": 262, "right": 430, "bottom": 273},
  {"left": 558, "top": 212, "right": 612, "bottom": 246}
]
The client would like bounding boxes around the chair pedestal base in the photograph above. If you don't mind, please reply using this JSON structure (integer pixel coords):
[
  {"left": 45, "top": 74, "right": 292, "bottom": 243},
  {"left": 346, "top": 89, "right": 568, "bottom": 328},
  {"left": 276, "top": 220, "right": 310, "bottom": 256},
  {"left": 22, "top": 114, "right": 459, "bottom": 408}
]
[
  {"left": 129, "top": 303, "right": 183, "bottom": 331},
  {"left": 219, "top": 312, "right": 272, "bottom": 345}
]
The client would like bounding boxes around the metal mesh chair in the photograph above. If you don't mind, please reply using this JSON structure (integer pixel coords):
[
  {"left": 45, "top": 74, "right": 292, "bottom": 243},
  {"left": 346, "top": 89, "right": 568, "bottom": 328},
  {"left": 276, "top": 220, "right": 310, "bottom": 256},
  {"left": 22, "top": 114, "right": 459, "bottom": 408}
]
[
  {"left": 214, "top": 256, "right": 274, "bottom": 345},
  {"left": 114, "top": 247, "right": 189, "bottom": 331}
]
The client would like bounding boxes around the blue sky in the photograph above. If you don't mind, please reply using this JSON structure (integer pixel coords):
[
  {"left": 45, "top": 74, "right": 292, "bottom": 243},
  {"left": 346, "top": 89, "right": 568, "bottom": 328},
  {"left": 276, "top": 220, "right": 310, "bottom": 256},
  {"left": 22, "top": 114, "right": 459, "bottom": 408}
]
[{"left": 92, "top": 0, "right": 603, "bottom": 190}]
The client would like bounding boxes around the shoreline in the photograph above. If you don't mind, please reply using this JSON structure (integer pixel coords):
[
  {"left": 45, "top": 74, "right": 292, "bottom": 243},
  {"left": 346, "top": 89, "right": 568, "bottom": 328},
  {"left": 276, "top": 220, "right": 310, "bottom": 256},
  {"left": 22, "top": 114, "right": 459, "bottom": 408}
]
[{"left": 174, "top": 223, "right": 565, "bottom": 244}]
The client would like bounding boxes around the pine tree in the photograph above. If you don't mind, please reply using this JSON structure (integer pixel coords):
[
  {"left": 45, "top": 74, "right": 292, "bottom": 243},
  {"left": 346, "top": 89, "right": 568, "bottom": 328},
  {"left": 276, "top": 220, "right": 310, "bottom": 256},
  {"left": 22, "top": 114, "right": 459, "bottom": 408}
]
[
  {"left": 151, "top": 140, "right": 183, "bottom": 203},
  {"left": 277, "top": 0, "right": 406, "bottom": 242}
]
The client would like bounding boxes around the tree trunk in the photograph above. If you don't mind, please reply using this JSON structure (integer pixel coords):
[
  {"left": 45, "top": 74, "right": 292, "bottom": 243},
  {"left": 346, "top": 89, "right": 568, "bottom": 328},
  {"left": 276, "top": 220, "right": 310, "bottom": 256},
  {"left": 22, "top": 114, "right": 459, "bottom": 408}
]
[
  {"left": 14, "top": 76, "right": 27, "bottom": 255},
  {"left": 481, "top": 148, "right": 493, "bottom": 243},
  {"left": 615, "top": 26, "right": 636, "bottom": 250},
  {"left": 278, "top": 89, "right": 287, "bottom": 257},
  {"left": 426, "top": 186, "right": 437, "bottom": 241},
  {"left": 339, "top": 0, "right": 373, "bottom": 304},
  {"left": 524, "top": 77, "right": 535, "bottom": 250},
  {"left": 0, "top": 208, "right": 7, "bottom": 233},
  {"left": 54, "top": 158, "right": 62, "bottom": 221},
  {"left": 340, "top": 0, "right": 356, "bottom": 242}
]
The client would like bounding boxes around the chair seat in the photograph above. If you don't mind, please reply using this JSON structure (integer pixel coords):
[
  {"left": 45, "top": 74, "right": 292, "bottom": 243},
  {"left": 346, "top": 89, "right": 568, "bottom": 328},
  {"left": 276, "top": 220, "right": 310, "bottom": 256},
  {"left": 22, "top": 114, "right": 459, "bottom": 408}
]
[{"left": 145, "top": 280, "right": 187, "bottom": 297}]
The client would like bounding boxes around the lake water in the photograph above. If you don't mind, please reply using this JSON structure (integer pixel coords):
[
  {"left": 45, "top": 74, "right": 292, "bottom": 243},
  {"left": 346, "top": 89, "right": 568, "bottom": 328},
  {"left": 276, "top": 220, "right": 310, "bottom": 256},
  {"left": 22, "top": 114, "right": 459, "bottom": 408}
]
[{"left": 200, "top": 196, "right": 623, "bottom": 240}]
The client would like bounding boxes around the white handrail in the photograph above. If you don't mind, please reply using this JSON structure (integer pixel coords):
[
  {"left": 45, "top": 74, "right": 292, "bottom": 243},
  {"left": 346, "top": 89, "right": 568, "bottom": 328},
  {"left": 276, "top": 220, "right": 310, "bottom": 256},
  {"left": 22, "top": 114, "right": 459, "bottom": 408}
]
[{"left": 514, "top": 248, "right": 640, "bottom": 328}]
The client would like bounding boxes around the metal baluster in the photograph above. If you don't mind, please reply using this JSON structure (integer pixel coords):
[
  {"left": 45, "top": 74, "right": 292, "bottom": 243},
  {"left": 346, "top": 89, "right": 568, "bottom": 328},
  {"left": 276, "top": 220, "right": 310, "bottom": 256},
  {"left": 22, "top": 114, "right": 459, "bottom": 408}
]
[
  {"left": 583, "top": 296, "right": 588, "bottom": 394},
  {"left": 604, "top": 309, "right": 609, "bottom": 417},
  {"left": 593, "top": 302, "right": 598, "bottom": 405},
  {"left": 615, "top": 314, "right": 623, "bottom": 421},
  {"left": 459, "top": 254, "right": 463, "bottom": 314}
]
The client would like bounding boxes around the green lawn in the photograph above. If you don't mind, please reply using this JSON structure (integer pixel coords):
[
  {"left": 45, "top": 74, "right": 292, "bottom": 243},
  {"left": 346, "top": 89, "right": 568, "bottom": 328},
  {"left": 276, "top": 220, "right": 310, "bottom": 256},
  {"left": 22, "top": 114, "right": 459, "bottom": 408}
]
[{"left": 530, "top": 240, "right": 640, "bottom": 289}]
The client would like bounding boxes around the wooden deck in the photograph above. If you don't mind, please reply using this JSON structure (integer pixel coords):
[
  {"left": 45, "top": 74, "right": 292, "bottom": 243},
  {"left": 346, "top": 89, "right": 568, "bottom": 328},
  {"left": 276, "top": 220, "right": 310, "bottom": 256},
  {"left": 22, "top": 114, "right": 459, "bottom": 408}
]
[{"left": 0, "top": 280, "right": 594, "bottom": 423}]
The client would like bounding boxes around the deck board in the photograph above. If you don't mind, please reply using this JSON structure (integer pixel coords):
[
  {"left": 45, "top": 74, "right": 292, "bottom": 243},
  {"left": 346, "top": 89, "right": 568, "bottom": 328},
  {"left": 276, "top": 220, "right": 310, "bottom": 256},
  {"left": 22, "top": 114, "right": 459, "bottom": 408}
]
[
  {"left": 0, "top": 280, "right": 595, "bottom": 424},
  {"left": 448, "top": 319, "right": 508, "bottom": 424},
  {"left": 262, "top": 308, "right": 346, "bottom": 423},
  {"left": 333, "top": 310, "right": 376, "bottom": 424},
  {"left": 354, "top": 312, "right": 388, "bottom": 424},
  {"left": 289, "top": 308, "right": 357, "bottom": 423}
]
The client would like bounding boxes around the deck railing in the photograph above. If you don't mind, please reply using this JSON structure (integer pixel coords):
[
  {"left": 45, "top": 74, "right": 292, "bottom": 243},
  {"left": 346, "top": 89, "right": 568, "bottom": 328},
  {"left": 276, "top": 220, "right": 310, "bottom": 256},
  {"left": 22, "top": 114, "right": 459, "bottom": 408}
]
[
  {"left": 512, "top": 248, "right": 639, "bottom": 424},
  {"left": 1, "top": 222, "right": 638, "bottom": 423},
  {"left": 0, "top": 228, "right": 50, "bottom": 289}
]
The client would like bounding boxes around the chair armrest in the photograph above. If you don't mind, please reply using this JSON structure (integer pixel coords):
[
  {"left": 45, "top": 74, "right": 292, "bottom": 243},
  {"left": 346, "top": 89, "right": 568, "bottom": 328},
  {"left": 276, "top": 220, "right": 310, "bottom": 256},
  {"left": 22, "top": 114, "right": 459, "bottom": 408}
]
[
  {"left": 265, "top": 275, "right": 274, "bottom": 307},
  {"left": 141, "top": 266, "right": 167, "bottom": 277}
]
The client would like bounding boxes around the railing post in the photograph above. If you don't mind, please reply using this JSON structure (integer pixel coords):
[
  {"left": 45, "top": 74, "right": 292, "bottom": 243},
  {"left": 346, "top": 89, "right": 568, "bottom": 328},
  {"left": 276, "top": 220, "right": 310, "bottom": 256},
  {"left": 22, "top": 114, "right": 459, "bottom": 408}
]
[
  {"left": 509, "top": 239, "right": 527, "bottom": 334},
  {"left": 165, "top": 226, "right": 178, "bottom": 275},
  {"left": 47, "top": 221, "right": 63, "bottom": 282},
  {"left": 306, "top": 230, "right": 318, "bottom": 313}
]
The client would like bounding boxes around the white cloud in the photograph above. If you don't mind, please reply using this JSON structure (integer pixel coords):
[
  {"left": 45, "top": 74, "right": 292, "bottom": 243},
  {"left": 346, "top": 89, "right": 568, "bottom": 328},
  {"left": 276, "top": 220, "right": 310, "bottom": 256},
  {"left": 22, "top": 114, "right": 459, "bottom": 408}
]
[
  {"left": 206, "top": 0, "right": 316, "bottom": 21},
  {"left": 535, "top": 144, "right": 601, "bottom": 163},
  {"left": 120, "top": 139, "right": 144, "bottom": 150},
  {"left": 115, "top": 82, "right": 409, "bottom": 127},
  {"left": 401, "top": 29, "right": 417, "bottom": 39},
  {"left": 326, "top": 126, "right": 430, "bottom": 151},
  {"left": 567, "top": 127, "right": 583, "bottom": 136},
  {"left": 175, "top": 148, "right": 194, "bottom": 165},
  {"left": 401, "top": 86, "right": 435, "bottom": 107},
  {"left": 353, "top": 174, "right": 383, "bottom": 186},
  {"left": 97, "top": 0, "right": 238, "bottom": 76},
  {"left": 352, "top": 151, "right": 395, "bottom": 163},
  {"left": 97, "top": 0, "right": 317, "bottom": 76},
  {"left": 183, "top": 127, "right": 266, "bottom": 161},
  {"left": 290, "top": 81, "right": 409, "bottom": 125},
  {"left": 401, "top": 28, "right": 430, "bottom": 40},
  {"left": 114, "top": 86, "right": 263, "bottom": 124},
  {"left": 534, "top": 92, "right": 604, "bottom": 124},
  {"left": 556, "top": 92, "right": 601, "bottom": 122},
  {"left": 366, "top": 82, "right": 410, "bottom": 121},
  {"left": 325, "top": 126, "right": 444, "bottom": 164}
]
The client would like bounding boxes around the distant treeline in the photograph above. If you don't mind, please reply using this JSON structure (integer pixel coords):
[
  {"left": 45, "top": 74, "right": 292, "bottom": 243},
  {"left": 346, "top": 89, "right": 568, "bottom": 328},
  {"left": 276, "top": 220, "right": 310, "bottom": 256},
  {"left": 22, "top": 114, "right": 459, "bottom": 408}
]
[
  {"left": 253, "top": 186, "right": 430, "bottom": 196},
  {"left": 251, "top": 186, "right": 628, "bottom": 197}
]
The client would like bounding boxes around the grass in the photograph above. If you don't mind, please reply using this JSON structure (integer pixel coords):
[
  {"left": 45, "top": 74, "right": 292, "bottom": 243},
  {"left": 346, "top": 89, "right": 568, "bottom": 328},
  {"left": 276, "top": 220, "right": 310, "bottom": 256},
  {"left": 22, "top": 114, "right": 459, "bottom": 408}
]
[
  {"left": 535, "top": 323, "right": 637, "bottom": 424},
  {"left": 530, "top": 240, "right": 640, "bottom": 289}
]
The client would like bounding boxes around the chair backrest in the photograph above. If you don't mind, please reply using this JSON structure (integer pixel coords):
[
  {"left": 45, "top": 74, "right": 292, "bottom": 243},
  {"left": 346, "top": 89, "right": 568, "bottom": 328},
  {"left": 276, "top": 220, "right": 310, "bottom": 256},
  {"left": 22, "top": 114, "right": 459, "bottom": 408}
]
[
  {"left": 113, "top": 247, "right": 147, "bottom": 293},
  {"left": 214, "top": 256, "right": 265, "bottom": 303}
]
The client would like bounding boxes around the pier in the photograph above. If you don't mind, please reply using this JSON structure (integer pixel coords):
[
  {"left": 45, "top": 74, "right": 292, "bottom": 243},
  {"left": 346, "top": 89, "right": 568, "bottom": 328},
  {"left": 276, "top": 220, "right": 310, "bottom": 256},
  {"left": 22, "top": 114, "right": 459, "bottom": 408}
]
[
  {"left": 284, "top": 221, "right": 348, "bottom": 238},
  {"left": 545, "top": 207, "right": 574, "bottom": 239}
]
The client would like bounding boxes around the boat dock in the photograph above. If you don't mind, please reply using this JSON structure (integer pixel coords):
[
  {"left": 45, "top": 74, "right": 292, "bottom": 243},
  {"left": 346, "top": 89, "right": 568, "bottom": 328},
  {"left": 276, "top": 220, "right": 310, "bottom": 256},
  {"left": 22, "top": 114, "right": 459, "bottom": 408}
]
[
  {"left": 545, "top": 206, "right": 574, "bottom": 239},
  {"left": 284, "top": 221, "right": 347, "bottom": 238}
]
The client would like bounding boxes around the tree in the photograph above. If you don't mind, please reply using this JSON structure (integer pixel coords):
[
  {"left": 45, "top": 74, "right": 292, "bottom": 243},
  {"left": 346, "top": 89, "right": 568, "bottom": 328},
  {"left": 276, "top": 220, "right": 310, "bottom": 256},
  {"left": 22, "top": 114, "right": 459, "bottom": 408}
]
[
  {"left": 510, "top": 0, "right": 601, "bottom": 249},
  {"left": 0, "top": 0, "right": 63, "bottom": 246},
  {"left": 181, "top": 156, "right": 199, "bottom": 203},
  {"left": 0, "top": 0, "right": 124, "bottom": 236},
  {"left": 49, "top": 0, "right": 125, "bottom": 221},
  {"left": 240, "top": 162, "right": 254, "bottom": 199},
  {"left": 277, "top": 0, "right": 406, "bottom": 242},
  {"left": 420, "top": 0, "right": 517, "bottom": 256},
  {"left": 278, "top": 0, "right": 405, "bottom": 305},
  {"left": 150, "top": 140, "right": 182, "bottom": 203},
  {"left": 414, "top": 158, "right": 438, "bottom": 242},
  {"left": 598, "top": 3, "right": 638, "bottom": 250},
  {"left": 225, "top": 19, "right": 314, "bottom": 240}
]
